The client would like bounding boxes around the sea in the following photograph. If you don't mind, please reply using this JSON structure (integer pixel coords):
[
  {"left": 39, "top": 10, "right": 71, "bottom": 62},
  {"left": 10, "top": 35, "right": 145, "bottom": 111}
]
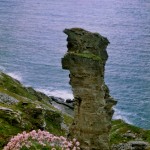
[{"left": 0, "top": 0, "right": 150, "bottom": 129}]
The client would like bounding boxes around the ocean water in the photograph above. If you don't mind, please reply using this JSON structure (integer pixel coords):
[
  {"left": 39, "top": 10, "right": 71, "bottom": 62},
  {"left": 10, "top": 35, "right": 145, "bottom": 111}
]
[{"left": 0, "top": 0, "right": 150, "bottom": 129}]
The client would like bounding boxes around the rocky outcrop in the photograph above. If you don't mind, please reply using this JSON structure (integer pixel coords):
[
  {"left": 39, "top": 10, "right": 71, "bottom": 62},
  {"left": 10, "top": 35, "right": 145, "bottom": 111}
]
[
  {"left": 0, "top": 92, "right": 19, "bottom": 104},
  {"left": 0, "top": 72, "right": 69, "bottom": 148},
  {"left": 62, "top": 28, "right": 117, "bottom": 150},
  {"left": 111, "top": 141, "right": 150, "bottom": 150},
  {"left": 0, "top": 106, "right": 22, "bottom": 125},
  {"left": 50, "top": 96, "right": 74, "bottom": 109},
  {"left": 110, "top": 119, "right": 150, "bottom": 150},
  {"left": 0, "top": 72, "right": 52, "bottom": 104}
]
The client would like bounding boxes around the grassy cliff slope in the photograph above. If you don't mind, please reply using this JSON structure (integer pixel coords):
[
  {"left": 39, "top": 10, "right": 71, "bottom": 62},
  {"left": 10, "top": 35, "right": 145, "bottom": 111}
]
[{"left": 0, "top": 72, "right": 72, "bottom": 148}]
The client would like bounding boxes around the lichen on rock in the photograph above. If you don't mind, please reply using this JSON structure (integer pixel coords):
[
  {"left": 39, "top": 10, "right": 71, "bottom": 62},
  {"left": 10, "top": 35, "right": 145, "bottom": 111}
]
[{"left": 62, "top": 28, "right": 117, "bottom": 150}]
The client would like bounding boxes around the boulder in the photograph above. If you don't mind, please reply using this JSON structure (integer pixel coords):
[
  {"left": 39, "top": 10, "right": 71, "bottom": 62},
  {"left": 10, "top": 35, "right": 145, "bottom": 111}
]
[
  {"left": 111, "top": 141, "right": 150, "bottom": 150},
  {"left": 0, "top": 92, "right": 19, "bottom": 105},
  {"left": 50, "top": 96, "right": 74, "bottom": 109}
]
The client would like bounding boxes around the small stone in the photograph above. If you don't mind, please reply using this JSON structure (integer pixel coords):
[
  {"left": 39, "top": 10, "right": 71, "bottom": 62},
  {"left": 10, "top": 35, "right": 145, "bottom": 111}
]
[{"left": 123, "top": 132, "right": 136, "bottom": 139}]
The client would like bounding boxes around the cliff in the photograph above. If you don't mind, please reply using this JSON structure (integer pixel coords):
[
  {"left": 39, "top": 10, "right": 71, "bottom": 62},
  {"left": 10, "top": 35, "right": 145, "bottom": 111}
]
[
  {"left": 0, "top": 72, "right": 72, "bottom": 148},
  {"left": 62, "top": 28, "right": 117, "bottom": 150}
]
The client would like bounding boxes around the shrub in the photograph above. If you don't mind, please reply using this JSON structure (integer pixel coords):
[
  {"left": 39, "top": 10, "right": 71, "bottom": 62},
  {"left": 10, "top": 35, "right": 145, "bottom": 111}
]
[{"left": 3, "top": 129, "right": 80, "bottom": 150}]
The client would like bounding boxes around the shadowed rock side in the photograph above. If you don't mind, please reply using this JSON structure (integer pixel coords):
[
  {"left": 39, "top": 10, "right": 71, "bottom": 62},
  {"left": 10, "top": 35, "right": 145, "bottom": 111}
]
[{"left": 62, "top": 28, "right": 117, "bottom": 150}]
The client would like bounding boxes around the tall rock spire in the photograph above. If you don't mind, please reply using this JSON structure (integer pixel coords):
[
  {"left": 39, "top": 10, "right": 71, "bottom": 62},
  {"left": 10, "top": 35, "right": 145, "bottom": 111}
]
[{"left": 62, "top": 28, "right": 116, "bottom": 150}]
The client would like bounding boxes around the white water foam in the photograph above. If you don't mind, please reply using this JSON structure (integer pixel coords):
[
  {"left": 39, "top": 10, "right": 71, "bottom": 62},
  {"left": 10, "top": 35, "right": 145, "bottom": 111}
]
[
  {"left": 7, "top": 72, "right": 23, "bottom": 82},
  {"left": 0, "top": 66, "right": 5, "bottom": 72},
  {"left": 113, "top": 107, "right": 133, "bottom": 124},
  {"left": 36, "top": 88, "right": 74, "bottom": 100},
  {"left": 38, "top": 88, "right": 132, "bottom": 124}
]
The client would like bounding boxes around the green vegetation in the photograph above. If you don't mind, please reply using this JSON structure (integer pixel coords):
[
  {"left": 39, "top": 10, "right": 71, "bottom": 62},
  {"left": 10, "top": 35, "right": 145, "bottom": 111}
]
[
  {"left": 68, "top": 52, "right": 102, "bottom": 61},
  {"left": 0, "top": 72, "right": 73, "bottom": 149},
  {"left": 0, "top": 118, "right": 22, "bottom": 148},
  {"left": 110, "top": 119, "right": 150, "bottom": 145},
  {"left": 0, "top": 72, "right": 49, "bottom": 103},
  {"left": 63, "top": 113, "right": 73, "bottom": 126}
]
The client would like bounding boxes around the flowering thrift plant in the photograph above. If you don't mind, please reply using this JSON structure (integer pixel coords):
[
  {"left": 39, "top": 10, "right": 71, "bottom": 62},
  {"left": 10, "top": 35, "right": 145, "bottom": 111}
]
[{"left": 3, "top": 129, "right": 80, "bottom": 150}]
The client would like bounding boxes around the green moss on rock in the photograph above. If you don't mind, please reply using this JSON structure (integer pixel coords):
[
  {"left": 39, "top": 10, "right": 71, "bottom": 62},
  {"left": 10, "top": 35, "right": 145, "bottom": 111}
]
[{"left": 68, "top": 52, "right": 102, "bottom": 61}]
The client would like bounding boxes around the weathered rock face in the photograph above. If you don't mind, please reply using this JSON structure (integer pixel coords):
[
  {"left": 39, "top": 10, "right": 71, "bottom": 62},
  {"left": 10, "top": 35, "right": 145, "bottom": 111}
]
[{"left": 62, "top": 28, "right": 117, "bottom": 150}]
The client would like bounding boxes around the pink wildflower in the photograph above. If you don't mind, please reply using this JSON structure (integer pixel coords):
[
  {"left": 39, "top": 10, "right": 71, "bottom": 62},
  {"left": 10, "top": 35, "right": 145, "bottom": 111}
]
[{"left": 3, "top": 129, "right": 80, "bottom": 150}]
